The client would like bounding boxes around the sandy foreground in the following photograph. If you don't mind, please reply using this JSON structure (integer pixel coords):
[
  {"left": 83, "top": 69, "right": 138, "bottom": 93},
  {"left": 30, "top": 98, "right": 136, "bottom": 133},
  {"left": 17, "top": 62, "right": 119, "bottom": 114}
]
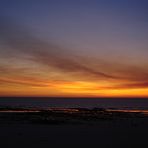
[{"left": 0, "top": 108, "right": 148, "bottom": 148}]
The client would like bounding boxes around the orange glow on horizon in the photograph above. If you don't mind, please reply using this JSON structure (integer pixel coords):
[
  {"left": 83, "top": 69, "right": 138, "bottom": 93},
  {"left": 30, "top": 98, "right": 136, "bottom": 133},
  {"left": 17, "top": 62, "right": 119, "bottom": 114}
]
[{"left": 1, "top": 78, "right": 148, "bottom": 97}]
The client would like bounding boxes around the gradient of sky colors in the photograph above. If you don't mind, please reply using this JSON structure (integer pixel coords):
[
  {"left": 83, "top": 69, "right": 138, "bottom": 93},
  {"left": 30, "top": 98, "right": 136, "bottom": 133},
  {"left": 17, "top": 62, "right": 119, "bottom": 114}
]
[{"left": 0, "top": 0, "right": 148, "bottom": 97}]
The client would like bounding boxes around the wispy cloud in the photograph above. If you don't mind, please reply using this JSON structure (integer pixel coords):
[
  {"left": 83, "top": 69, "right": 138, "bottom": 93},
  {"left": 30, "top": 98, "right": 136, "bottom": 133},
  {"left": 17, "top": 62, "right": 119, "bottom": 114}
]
[
  {"left": 0, "top": 17, "right": 148, "bottom": 95},
  {"left": 0, "top": 17, "right": 117, "bottom": 80}
]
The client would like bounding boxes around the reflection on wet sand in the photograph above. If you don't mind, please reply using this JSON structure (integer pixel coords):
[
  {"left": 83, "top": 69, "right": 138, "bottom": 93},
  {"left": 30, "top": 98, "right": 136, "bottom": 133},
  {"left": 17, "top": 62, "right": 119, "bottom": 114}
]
[
  {"left": 0, "top": 107, "right": 148, "bottom": 125},
  {"left": 107, "top": 109, "right": 148, "bottom": 115}
]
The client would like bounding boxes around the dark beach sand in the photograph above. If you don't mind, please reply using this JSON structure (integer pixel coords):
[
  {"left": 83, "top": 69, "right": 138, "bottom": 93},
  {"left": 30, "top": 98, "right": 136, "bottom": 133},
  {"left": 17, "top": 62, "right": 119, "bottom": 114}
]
[{"left": 0, "top": 109, "right": 148, "bottom": 148}]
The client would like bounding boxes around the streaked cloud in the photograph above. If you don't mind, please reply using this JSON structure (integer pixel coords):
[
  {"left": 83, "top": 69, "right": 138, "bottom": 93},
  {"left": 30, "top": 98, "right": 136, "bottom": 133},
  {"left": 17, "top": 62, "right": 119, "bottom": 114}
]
[{"left": 0, "top": 17, "right": 148, "bottom": 97}]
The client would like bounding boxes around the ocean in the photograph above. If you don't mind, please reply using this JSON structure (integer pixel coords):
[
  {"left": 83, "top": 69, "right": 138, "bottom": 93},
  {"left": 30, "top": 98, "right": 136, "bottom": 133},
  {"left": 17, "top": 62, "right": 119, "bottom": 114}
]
[{"left": 0, "top": 97, "right": 148, "bottom": 110}]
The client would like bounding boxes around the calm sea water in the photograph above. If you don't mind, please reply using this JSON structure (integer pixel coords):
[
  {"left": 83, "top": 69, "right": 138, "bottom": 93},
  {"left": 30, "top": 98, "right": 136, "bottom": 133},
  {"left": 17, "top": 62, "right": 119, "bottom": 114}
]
[{"left": 0, "top": 97, "right": 148, "bottom": 110}]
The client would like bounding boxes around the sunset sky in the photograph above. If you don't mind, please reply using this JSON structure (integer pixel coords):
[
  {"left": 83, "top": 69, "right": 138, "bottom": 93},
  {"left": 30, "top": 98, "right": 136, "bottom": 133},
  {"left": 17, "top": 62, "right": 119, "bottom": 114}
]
[{"left": 0, "top": 0, "right": 148, "bottom": 97}]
